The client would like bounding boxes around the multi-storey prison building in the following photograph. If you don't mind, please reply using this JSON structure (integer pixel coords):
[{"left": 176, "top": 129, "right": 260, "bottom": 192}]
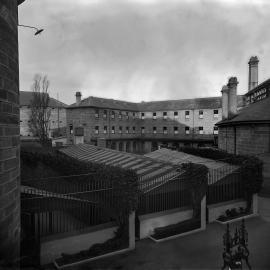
[{"left": 66, "top": 92, "right": 244, "bottom": 154}]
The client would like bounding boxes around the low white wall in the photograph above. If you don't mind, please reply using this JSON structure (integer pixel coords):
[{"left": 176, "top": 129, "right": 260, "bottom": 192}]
[
  {"left": 138, "top": 207, "right": 193, "bottom": 239},
  {"left": 40, "top": 222, "right": 117, "bottom": 265},
  {"left": 208, "top": 199, "right": 247, "bottom": 223}
]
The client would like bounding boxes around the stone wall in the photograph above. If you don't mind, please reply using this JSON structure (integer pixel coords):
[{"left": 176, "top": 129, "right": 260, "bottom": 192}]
[
  {"left": 0, "top": 0, "right": 20, "bottom": 264},
  {"left": 218, "top": 124, "right": 270, "bottom": 155}
]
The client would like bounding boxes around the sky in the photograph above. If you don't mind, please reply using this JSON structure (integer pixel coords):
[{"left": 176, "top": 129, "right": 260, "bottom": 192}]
[{"left": 18, "top": 0, "right": 270, "bottom": 105}]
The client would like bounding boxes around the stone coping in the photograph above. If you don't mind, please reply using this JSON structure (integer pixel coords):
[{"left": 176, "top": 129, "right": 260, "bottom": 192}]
[{"left": 139, "top": 206, "right": 192, "bottom": 221}]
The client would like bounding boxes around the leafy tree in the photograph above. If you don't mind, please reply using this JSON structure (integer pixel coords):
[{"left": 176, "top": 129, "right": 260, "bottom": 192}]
[{"left": 29, "top": 74, "right": 51, "bottom": 146}]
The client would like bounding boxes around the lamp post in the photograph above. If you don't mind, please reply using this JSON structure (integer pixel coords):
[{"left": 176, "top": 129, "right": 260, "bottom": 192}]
[{"left": 18, "top": 24, "right": 44, "bottom": 35}]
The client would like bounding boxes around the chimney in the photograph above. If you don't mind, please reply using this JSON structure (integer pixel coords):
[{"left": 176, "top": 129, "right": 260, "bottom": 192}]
[
  {"left": 227, "top": 77, "right": 238, "bottom": 118},
  {"left": 248, "top": 56, "right": 259, "bottom": 91},
  {"left": 75, "top": 91, "right": 81, "bottom": 105},
  {"left": 221, "top": 85, "right": 229, "bottom": 119}
]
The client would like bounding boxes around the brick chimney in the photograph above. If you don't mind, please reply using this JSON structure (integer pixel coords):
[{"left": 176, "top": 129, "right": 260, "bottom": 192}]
[
  {"left": 75, "top": 92, "right": 82, "bottom": 105},
  {"left": 221, "top": 85, "right": 229, "bottom": 119},
  {"left": 248, "top": 56, "right": 259, "bottom": 91},
  {"left": 227, "top": 77, "right": 238, "bottom": 118}
]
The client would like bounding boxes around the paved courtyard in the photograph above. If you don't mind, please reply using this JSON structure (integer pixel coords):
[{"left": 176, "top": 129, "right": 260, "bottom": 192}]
[{"left": 67, "top": 217, "right": 270, "bottom": 270}]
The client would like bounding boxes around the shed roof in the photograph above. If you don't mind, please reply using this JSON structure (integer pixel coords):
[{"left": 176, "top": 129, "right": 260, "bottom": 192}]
[
  {"left": 145, "top": 148, "right": 239, "bottom": 184},
  {"left": 59, "top": 144, "right": 181, "bottom": 193}
]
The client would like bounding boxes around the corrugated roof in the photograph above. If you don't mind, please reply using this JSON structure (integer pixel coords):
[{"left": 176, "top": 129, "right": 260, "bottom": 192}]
[
  {"left": 20, "top": 91, "right": 67, "bottom": 107},
  {"left": 145, "top": 148, "right": 239, "bottom": 184},
  {"left": 59, "top": 144, "right": 182, "bottom": 193},
  {"left": 68, "top": 95, "right": 245, "bottom": 111},
  {"left": 217, "top": 95, "right": 270, "bottom": 126}
]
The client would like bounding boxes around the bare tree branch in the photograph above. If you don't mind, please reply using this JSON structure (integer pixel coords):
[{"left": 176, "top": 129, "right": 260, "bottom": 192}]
[{"left": 29, "top": 74, "right": 51, "bottom": 146}]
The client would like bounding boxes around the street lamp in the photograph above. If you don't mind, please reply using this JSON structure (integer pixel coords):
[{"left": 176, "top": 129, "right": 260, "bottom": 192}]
[{"left": 18, "top": 24, "right": 44, "bottom": 35}]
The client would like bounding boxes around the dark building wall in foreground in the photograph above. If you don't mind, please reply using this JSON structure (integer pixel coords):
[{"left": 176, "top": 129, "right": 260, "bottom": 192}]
[
  {"left": 0, "top": 0, "right": 20, "bottom": 264},
  {"left": 218, "top": 124, "right": 270, "bottom": 155}
]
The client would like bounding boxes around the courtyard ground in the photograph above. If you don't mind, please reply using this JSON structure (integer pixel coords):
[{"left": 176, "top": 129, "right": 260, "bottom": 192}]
[{"left": 65, "top": 216, "right": 270, "bottom": 270}]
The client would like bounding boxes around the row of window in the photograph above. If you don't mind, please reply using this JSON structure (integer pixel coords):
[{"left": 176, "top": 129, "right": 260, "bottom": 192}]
[
  {"left": 20, "top": 120, "right": 63, "bottom": 123},
  {"left": 94, "top": 109, "right": 220, "bottom": 120},
  {"left": 92, "top": 126, "right": 219, "bottom": 135}
]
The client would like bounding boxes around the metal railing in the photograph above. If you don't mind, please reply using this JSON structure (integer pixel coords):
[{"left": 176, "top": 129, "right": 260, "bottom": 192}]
[
  {"left": 207, "top": 166, "right": 244, "bottom": 205},
  {"left": 138, "top": 173, "right": 191, "bottom": 215}
]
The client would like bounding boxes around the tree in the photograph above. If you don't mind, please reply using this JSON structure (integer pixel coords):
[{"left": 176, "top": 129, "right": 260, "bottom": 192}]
[{"left": 29, "top": 74, "right": 51, "bottom": 146}]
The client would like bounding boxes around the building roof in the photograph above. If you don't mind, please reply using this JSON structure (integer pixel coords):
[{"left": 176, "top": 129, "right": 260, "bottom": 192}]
[
  {"left": 68, "top": 95, "right": 245, "bottom": 112},
  {"left": 245, "top": 78, "right": 270, "bottom": 97},
  {"left": 59, "top": 144, "right": 182, "bottom": 193},
  {"left": 138, "top": 96, "right": 245, "bottom": 111},
  {"left": 69, "top": 96, "right": 138, "bottom": 111},
  {"left": 20, "top": 91, "right": 67, "bottom": 108},
  {"left": 216, "top": 95, "right": 270, "bottom": 126}
]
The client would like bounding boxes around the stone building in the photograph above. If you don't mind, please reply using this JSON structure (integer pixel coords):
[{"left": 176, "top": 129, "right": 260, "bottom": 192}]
[
  {"left": 217, "top": 56, "right": 270, "bottom": 155},
  {"left": 66, "top": 92, "right": 244, "bottom": 154},
  {"left": 19, "top": 91, "right": 67, "bottom": 137},
  {"left": 0, "top": 0, "right": 23, "bottom": 264}
]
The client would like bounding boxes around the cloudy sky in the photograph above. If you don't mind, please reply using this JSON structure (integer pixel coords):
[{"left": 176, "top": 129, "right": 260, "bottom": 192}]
[{"left": 18, "top": 0, "right": 270, "bottom": 105}]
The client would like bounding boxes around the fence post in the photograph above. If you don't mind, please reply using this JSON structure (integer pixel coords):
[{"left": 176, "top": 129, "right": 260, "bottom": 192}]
[
  {"left": 252, "top": 193, "right": 258, "bottom": 214},
  {"left": 129, "top": 211, "right": 135, "bottom": 249},
  {"left": 201, "top": 196, "right": 206, "bottom": 230}
]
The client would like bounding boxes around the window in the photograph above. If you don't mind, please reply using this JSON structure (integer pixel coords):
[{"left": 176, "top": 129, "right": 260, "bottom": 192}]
[
  {"left": 103, "top": 110, "right": 107, "bottom": 119},
  {"left": 141, "top": 127, "right": 145, "bottom": 134},
  {"left": 199, "top": 110, "right": 204, "bottom": 119},
  {"left": 153, "top": 126, "right": 157, "bottom": 134},
  {"left": 141, "top": 112, "right": 145, "bottom": 120},
  {"left": 163, "top": 126, "right": 167, "bottom": 134},
  {"left": 185, "top": 126, "right": 190, "bottom": 134},
  {"left": 111, "top": 126, "right": 115, "bottom": 134},
  {"left": 132, "top": 126, "right": 136, "bottom": 133},
  {"left": 199, "top": 126, "right": 204, "bottom": 134},
  {"left": 174, "top": 126, "right": 178, "bottom": 134},
  {"left": 163, "top": 112, "right": 167, "bottom": 120},
  {"left": 69, "top": 125, "right": 73, "bottom": 134},
  {"left": 126, "top": 112, "right": 129, "bottom": 120},
  {"left": 185, "top": 111, "right": 190, "bottom": 119},
  {"left": 132, "top": 112, "right": 136, "bottom": 119},
  {"left": 126, "top": 126, "right": 129, "bottom": 134},
  {"left": 174, "top": 111, "right": 178, "bottom": 117},
  {"left": 119, "top": 126, "right": 122, "bottom": 134},
  {"left": 94, "top": 109, "right": 99, "bottom": 118},
  {"left": 104, "top": 126, "right": 107, "bottom": 134},
  {"left": 118, "top": 111, "right": 122, "bottom": 120},
  {"left": 213, "top": 109, "right": 219, "bottom": 118},
  {"left": 213, "top": 126, "right": 218, "bottom": 135},
  {"left": 153, "top": 112, "right": 157, "bottom": 120},
  {"left": 95, "top": 126, "right": 99, "bottom": 134},
  {"left": 111, "top": 111, "right": 115, "bottom": 119}
]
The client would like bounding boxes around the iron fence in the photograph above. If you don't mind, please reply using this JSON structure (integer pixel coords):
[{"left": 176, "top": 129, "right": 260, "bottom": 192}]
[
  {"left": 138, "top": 174, "right": 192, "bottom": 215},
  {"left": 207, "top": 166, "right": 244, "bottom": 205},
  {"left": 21, "top": 174, "right": 115, "bottom": 238}
]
